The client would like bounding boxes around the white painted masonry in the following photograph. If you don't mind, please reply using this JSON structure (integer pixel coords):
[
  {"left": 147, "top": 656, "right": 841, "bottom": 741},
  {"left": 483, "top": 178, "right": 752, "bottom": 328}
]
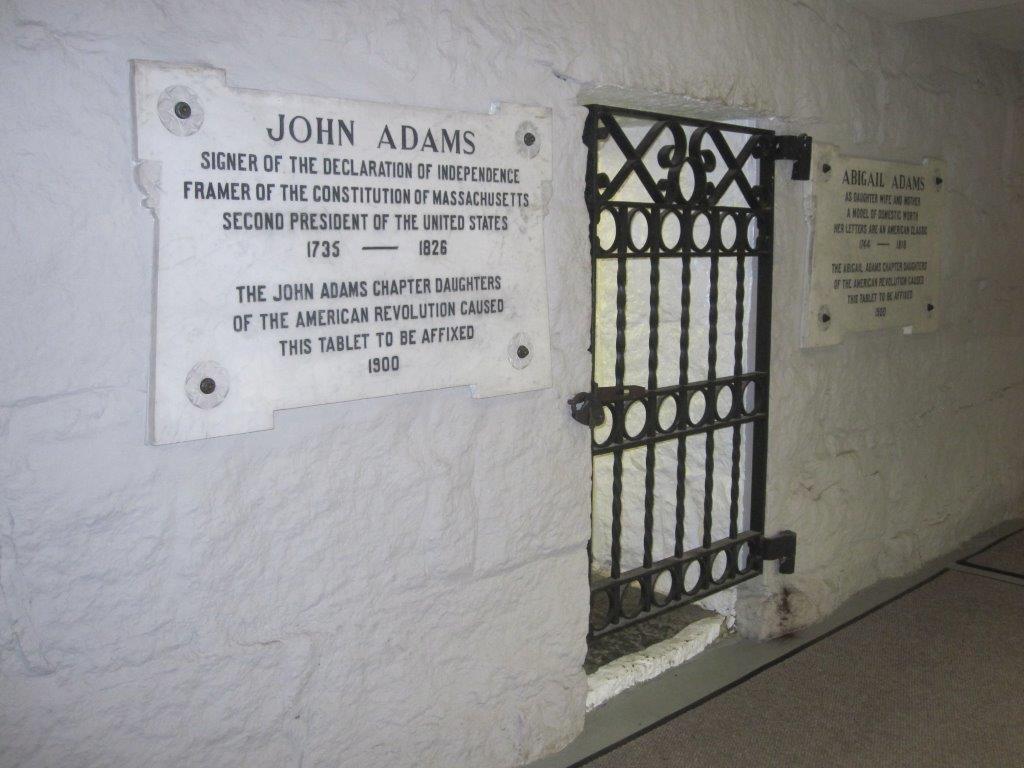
[{"left": 1, "top": 2, "right": 1022, "bottom": 767}]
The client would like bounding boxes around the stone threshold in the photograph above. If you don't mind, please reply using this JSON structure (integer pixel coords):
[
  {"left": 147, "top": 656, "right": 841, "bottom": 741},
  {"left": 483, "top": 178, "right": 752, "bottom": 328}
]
[{"left": 586, "top": 614, "right": 729, "bottom": 711}]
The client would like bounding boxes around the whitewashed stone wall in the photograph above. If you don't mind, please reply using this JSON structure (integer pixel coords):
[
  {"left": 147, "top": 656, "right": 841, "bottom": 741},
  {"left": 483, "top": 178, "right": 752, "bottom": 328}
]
[{"left": 1, "top": 2, "right": 1022, "bottom": 767}]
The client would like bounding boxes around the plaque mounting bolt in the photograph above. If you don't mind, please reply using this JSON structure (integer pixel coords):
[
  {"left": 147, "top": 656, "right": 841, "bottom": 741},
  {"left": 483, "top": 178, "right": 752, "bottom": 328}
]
[
  {"left": 509, "top": 333, "right": 534, "bottom": 369},
  {"left": 516, "top": 121, "right": 540, "bottom": 158},
  {"left": 818, "top": 305, "right": 832, "bottom": 328},
  {"left": 185, "top": 361, "right": 229, "bottom": 409},
  {"left": 822, "top": 163, "right": 832, "bottom": 174},
  {"left": 158, "top": 85, "right": 204, "bottom": 136}
]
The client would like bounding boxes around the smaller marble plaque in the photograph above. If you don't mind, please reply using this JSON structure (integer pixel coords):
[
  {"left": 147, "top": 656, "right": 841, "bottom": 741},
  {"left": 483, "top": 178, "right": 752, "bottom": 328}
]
[{"left": 803, "top": 144, "right": 946, "bottom": 347}]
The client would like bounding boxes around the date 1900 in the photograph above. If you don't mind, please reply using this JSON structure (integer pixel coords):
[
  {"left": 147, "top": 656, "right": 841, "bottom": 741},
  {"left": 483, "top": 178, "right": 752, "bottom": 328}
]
[
  {"left": 307, "top": 240, "right": 340, "bottom": 258},
  {"left": 368, "top": 355, "right": 399, "bottom": 374}
]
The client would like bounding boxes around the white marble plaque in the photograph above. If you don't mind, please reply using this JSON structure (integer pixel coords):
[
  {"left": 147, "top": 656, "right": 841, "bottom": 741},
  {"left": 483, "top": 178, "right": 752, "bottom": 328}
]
[
  {"left": 803, "top": 144, "right": 946, "bottom": 347},
  {"left": 133, "top": 61, "right": 552, "bottom": 444}
]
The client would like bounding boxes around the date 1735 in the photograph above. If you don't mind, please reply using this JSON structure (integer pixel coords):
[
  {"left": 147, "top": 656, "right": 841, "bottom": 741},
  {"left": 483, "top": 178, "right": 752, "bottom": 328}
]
[{"left": 307, "top": 240, "right": 340, "bottom": 258}]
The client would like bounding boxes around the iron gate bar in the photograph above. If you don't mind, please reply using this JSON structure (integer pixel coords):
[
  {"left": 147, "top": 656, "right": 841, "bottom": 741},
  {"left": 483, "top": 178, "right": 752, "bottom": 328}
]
[
  {"left": 586, "top": 103, "right": 772, "bottom": 136},
  {"left": 590, "top": 373, "right": 767, "bottom": 455},
  {"left": 590, "top": 532, "right": 764, "bottom": 637},
  {"left": 580, "top": 105, "right": 802, "bottom": 640},
  {"left": 591, "top": 202, "right": 769, "bottom": 258},
  {"left": 595, "top": 531, "right": 764, "bottom": 590}
]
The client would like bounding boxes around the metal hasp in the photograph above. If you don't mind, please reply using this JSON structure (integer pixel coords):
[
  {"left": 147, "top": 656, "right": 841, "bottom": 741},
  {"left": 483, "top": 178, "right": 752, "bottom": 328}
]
[
  {"left": 770, "top": 134, "right": 813, "bottom": 180},
  {"left": 577, "top": 104, "right": 809, "bottom": 640},
  {"left": 758, "top": 530, "right": 797, "bottom": 574},
  {"left": 569, "top": 386, "right": 647, "bottom": 426}
]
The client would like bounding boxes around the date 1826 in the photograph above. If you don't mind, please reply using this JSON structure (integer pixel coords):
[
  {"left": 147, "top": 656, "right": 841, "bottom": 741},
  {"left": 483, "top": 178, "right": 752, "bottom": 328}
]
[{"left": 418, "top": 239, "right": 447, "bottom": 256}]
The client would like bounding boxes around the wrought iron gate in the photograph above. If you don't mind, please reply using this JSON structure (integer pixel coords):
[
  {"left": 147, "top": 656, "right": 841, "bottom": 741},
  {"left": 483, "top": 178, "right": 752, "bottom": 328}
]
[{"left": 572, "top": 106, "right": 807, "bottom": 638}]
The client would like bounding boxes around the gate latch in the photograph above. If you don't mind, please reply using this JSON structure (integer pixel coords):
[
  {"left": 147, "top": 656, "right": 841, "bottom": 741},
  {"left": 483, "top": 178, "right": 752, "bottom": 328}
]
[
  {"left": 568, "top": 386, "right": 647, "bottom": 427},
  {"left": 769, "top": 134, "right": 812, "bottom": 181},
  {"left": 758, "top": 530, "right": 797, "bottom": 574}
]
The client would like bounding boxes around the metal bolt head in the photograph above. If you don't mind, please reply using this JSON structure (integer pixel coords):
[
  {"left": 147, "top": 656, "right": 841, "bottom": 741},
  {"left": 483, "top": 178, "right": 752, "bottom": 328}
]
[
  {"left": 523, "top": 132, "right": 536, "bottom": 147},
  {"left": 174, "top": 101, "right": 192, "bottom": 120},
  {"left": 822, "top": 163, "right": 832, "bottom": 174},
  {"left": 821, "top": 312, "right": 831, "bottom": 324},
  {"left": 185, "top": 361, "right": 228, "bottom": 408},
  {"left": 935, "top": 177, "right": 943, "bottom": 186},
  {"left": 517, "top": 345, "right": 530, "bottom": 359}
]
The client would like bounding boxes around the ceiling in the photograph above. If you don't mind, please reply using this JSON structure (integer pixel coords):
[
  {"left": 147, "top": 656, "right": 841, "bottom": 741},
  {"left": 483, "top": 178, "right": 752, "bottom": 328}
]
[{"left": 848, "top": 0, "right": 1024, "bottom": 51}]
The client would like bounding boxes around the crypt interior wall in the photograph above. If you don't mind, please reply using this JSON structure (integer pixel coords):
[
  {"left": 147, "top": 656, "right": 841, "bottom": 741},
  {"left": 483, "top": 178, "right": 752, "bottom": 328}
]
[{"left": 1, "top": 1, "right": 1023, "bottom": 767}]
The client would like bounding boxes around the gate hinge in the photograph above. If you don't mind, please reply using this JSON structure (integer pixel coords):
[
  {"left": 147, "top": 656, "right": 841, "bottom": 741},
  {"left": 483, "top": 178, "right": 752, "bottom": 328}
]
[
  {"left": 769, "top": 134, "right": 812, "bottom": 181},
  {"left": 759, "top": 530, "right": 797, "bottom": 574},
  {"left": 569, "top": 386, "right": 647, "bottom": 427}
]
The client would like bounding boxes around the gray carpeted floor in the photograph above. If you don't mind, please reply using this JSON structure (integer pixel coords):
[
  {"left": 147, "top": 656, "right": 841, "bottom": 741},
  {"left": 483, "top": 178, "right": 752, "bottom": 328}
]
[
  {"left": 586, "top": 570, "right": 1024, "bottom": 768},
  {"left": 964, "top": 529, "right": 1024, "bottom": 576}
]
